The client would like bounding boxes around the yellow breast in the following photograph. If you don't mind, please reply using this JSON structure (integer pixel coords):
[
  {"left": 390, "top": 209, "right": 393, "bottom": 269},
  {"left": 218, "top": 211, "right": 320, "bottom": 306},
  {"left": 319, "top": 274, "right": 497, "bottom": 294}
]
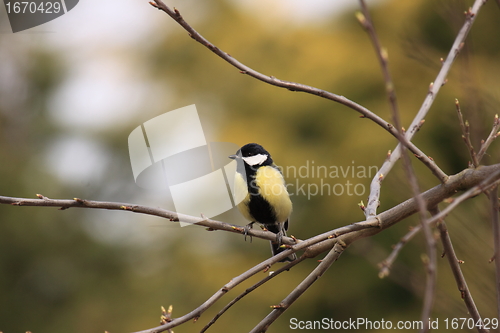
[
  {"left": 254, "top": 166, "right": 292, "bottom": 223},
  {"left": 234, "top": 166, "right": 292, "bottom": 224}
]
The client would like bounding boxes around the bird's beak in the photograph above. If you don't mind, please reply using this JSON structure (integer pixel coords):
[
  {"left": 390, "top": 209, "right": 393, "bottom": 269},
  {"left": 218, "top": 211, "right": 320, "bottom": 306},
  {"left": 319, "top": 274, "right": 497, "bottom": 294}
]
[{"left": 228, "top": 154, "right": 238, "bottom": 160}]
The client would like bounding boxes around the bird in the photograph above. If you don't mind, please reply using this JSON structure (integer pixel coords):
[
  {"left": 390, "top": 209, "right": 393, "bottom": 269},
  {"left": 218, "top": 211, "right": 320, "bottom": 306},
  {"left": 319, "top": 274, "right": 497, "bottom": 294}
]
[{"left": 229, "top": 143, "right": 297, "bottom": 262}]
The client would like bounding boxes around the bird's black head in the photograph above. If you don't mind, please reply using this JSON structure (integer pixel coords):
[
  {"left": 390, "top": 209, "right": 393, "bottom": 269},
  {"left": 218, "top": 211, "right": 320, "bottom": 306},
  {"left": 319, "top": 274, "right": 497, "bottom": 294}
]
[{"left": 229, "top": 143, "right": 273, "bottom": 167}]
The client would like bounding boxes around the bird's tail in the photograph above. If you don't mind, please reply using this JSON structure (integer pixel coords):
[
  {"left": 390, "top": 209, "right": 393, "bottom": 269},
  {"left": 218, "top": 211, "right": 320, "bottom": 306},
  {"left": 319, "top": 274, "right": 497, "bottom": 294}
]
[{"left": 267, "top": 222, "right": 297, "bottom": 262}]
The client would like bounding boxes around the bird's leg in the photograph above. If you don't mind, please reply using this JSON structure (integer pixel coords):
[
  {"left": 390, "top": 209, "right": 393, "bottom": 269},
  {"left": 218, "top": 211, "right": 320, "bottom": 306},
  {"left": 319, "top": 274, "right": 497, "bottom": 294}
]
[
  {"left": 265, "top": 223, "right": 284, "bottom": 246},
  {"left": 243, "top": 221, "right": 255, "bottom": 242},
  {"left": 275, "top": 230, "right": 283, "bottom": 247}
]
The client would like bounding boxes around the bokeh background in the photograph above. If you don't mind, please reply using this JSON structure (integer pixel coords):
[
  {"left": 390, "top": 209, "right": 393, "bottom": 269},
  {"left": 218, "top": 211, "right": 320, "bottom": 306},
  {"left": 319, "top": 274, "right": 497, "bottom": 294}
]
[{"left": 1, "top": 0, "right": 500, "bottom": 332}]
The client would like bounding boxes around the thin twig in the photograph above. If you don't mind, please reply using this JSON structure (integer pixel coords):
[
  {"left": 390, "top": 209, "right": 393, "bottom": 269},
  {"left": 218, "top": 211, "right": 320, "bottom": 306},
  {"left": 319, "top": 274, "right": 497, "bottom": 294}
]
[
  {"left": 365, "top": 0, "right": 487, "bottom": 217},
  {"left": 406, "top": 140, "right": 448, "bottom": 182},
  {"left": 249, "top": 241, "right": 347, "bottom": 333},
  {"left": 432, "top": 207, "right": 488, "bottom": 333},
  {"left": 410, "top": 4, "right": 483, "bottom": 144},
  {"left": 359, "top": 0, "right": 447, "bottom": 184},
  {"left": 357, "top": 2, "right": 396, "bottom": 113},
  {"left": 0, "top": 194, "right": 300, "bottom": 246},
  {"left": 149, "top": 0, "right": 444, "bottom": 182},
  {"left": 359, "top": 2, "right": 437, "bottom": 329},
  {"left": 148, "top": 1, "right": 388, "bottom": 130},
  {"left": 419, "top": 233, "right": 437, "bottom": 333},
  {"left": 490, "top": 185, "right": 500, "bottom": 323},
  {"left": 427, "top": 171, "right": 500, "bottom": 228},
  {"left": 393, "top": 152, "right": 436, "bottom": 333},
  {"left": 455, "top": 99, "right": 479, "bottom": 167},
  {"left": 477, "top": 114, "right": 500, "bottom": 163},
  {"left": 201, "top": 256, "right": 306, "bottom": 332},
  {"left": 379, "top": 224, "right": 422, "bottom": 278}
]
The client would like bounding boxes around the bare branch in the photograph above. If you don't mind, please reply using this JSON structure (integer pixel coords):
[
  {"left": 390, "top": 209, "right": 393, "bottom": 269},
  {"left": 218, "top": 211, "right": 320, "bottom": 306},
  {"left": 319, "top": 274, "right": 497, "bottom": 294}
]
[
  {"left": 359, "top": 0, "right": 447, "bottom": 186},
  {"left": 411, "top": 4, "right": 484, "bottom": 139},
  {"left": 148, "top": 1, "right": 387, "bottom": 129},
  {"left": 249, "top": 241, "right": 347, "bottom": 333},
  {"left": 149, "top": 0, "right": 444, "bottom": 181},
  {"left": 365, "top": 0, "right": 487, "bottom": 217},
  {"left": 357, "top": 1, "right": 399, "bottom": 118},
  {"left": 455, "top": 99, "right": 479, "bottom": 167},
  {"left": 379, "top": 224, "right": 421, "bottom": 278},
  {"left": 432, "top": 207, "right": 488, "bottom": 333},
  {"left": 477, "top": 114, "right": 500, "bottom": 163},
  {"left": 358, "top": 2, "right": 437, "bottom": 328},
  {"left": 401, "top": 87, "right": 436, "bottom": 333},
  {"left": 402, "top": 145, "right": 436, "bottom": 333},
  {"left": 0, "top": 195, "right": 297, "bottom": 246},
  {"left": 420, "top": 241, "right": 437, "bottom": 333},
  {"left": 490, "top": 185, "right": 500, "bottom": 323},
  {"left": 427, "top": 172, "right": 500, "bottom": 228},
  {"left": 404, "top": 138, "right": 448, "bottom": 183},
  {"left": 201, "top": 256, "right": 306, "bottom": 332}
]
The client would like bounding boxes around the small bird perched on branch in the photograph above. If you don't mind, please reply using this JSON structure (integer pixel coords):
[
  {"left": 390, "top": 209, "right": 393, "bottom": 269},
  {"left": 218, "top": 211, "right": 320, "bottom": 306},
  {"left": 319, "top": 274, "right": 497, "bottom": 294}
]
[{"left": 229, "top": 143, "right": 296, "bottom": 262}]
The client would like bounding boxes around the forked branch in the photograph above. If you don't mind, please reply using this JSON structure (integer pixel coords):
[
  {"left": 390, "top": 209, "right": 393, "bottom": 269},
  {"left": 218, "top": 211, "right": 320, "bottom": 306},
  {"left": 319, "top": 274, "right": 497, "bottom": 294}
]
[
  {"left": 456, "top": 99, "right": 479, "bottom": 167},
  {"left": 477, "top": 114, "right": 500, "bottom": 163},
  {"left": 365, "top": 0, "right": 487, "bottom": 216}
]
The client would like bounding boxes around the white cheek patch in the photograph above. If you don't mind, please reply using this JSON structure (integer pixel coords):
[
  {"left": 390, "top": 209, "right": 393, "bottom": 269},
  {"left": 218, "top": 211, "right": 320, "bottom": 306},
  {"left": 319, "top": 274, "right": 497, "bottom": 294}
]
[{"left": 242, "top": 153, "right": 268, "bottom": 166}]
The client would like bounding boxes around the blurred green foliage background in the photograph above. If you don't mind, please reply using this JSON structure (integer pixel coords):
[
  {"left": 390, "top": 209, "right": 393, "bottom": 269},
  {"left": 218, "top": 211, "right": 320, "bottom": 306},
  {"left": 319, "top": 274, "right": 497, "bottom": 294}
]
[{"left": 1, "top": 0, "right": 500, "bottom": 332}]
